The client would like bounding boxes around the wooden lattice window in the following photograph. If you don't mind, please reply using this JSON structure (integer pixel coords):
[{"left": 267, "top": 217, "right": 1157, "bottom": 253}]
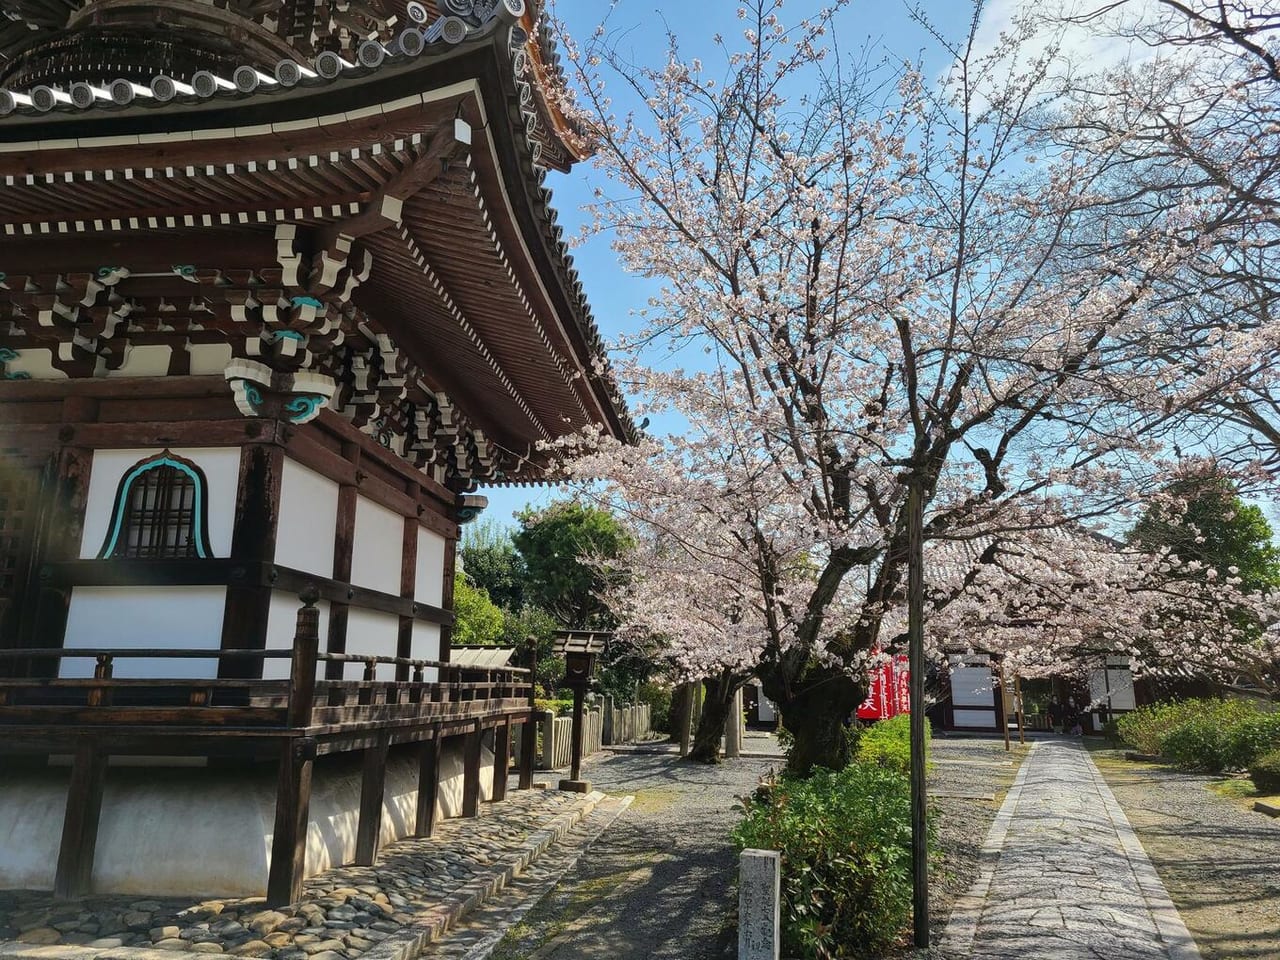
[{"left": 98, "top": 452, "right": 212, "bottom": 560}]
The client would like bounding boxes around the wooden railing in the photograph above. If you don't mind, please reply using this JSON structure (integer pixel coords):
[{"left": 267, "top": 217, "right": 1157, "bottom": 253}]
[{"left": 0, "top": 646, "right": 533, "bottom": 734}]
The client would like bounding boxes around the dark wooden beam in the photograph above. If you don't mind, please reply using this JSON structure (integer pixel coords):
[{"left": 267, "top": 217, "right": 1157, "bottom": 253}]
[
  {"left": 326, "top": 442, "right": 359, "bottom": 681},
  {"left": 354, "top": 733, "right": 390, "bottom": 866},
  {"left": 266, "top": 737, "right": 314, "bottom": 908},
  {"left": 461, "top": 721, "right": 482, "bottom": 818},
  {"left": 53, "top": 740, "right": 106, "bottom": 899},
  {"left": 414, "top": 726, "right": 441, "bottom": 838},
  {"left": 221, "top": 443, "right": 284, "bottom": 675},
  {"left": 396, "top": 507, "right": 418, "bottom": 682},
  {"left": 492, "top": 719, "right": 510, "bottom": 803}
]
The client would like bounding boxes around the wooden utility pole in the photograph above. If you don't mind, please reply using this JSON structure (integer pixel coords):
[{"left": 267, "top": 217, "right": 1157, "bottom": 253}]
[{"left": 906, "top": 480, "right": 929, "bottom": 949}]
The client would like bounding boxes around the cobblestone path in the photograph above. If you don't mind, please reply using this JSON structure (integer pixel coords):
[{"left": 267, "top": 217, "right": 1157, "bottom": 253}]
[{"left": 942, "top": 740, "right": 1201, "bottom": 960}]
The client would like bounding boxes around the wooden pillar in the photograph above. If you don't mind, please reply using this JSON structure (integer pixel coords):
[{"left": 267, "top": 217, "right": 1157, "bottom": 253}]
[
  {"left": 997, "top": 666, "right": 1011, "bottom": 752},
  {"left": 396, "top": 490, "right": 419, "bottom": 681},
  {"left": 267, "top": 737, "right": 314, "bottom": 907},
  {"left": 415, "top": 728, "right": 442, "bottom": 837},
  {"left": 462, "top": 722, "right": 483, "bottom": 817},
  {"left": 325, "top": 444, "right": 359, "bottom": 680},
  {"left": 27, "top": 439, "right": 93, "bottom": 665},
  {"left": 519, "top": 635, "right": 537, "bottom": 790},
  {"left": 1014, "top": 675, "right": 1026, "bottom": 745},
  {"left": 355, "top": 734, "right": 390, "bottom": 865},
  {"left": 53, "top": 740, "right": 106, "bottom": 899},
  {"left": 492, "top": 719, "right": 511, "bottom": 802},
  {"left": 221, "top": 442, "right": 284, "bottom": 676},
  {"left": 567, "top": 684, "right": 585, "bottom": 782},
  {"left": 438, "top": 536, "right": 458, "bottom": 664}
]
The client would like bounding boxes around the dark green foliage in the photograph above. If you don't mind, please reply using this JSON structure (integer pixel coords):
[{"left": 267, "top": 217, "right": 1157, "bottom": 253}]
[
  {"left": 513, "top": 501, "right": 633, "bottom": 628},
  {"left": 1223, "top": 712, "right": 1280, "bottom": 770},
  {"left": 1129, "top": 470, "right": 1280, "bottom": 593},
  {"left": 855, "top": 714, "right": 927, "bottom": 776},
  {"left": 1120, "top": 698, "right": 1276, "bottom": 771},
  {"left": 452, "top": 572, "right": 504, "bottom": 646},
  {"left": 1249, "top": 749, "right": 1280, "bottom": 793},
  {"left": 636, "top": 681, "right": 673, "bottom": 734},
  {"left": 499, "top": 604, "right": 564, "bottom": 695},
  {"left": 732, "top": 764, "right": 924, "bottom": 959}
]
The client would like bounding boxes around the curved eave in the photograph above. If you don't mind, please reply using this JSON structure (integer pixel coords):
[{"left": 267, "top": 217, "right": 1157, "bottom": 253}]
[{"left": 0, "top": 34, "right": 632, "bottom": 448}]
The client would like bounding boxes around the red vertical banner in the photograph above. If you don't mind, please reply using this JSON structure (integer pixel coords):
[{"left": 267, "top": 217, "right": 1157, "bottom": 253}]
[
  {"left": 857, "top": 655, "right": 893, "bottom": 719},
  {"left": 894, "top": 654, "right": 911, "bottom": 715}
]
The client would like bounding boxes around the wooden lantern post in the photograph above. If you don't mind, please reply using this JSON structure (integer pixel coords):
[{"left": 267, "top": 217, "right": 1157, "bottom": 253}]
[{"left": 552, "top": 630, "right": 608, "bottom": 793}]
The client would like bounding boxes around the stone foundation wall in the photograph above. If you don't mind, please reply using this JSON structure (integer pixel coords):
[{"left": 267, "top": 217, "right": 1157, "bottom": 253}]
[{"left": 0, "top": 738, "right": 493, "bottom": 898}]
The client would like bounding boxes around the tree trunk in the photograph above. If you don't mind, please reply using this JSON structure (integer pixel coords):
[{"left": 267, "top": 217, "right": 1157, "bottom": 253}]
[
  {"left": 687, "top": 671, "right": 746, "bottom": 764},
  {"left": 769, "top": 668, "right": 864, "bottom": 777}
]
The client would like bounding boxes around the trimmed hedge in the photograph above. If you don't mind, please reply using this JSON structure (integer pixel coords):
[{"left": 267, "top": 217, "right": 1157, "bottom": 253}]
[
  {"left": 1250, "top": 749, "right": 1280, "bottom": 794},
  {"left": 856, "top": 714, "right": 929, "bottom": 776},
  {"left": 1118, "top": 698, "right": 1280, "bottom": 772},
  {"left": 733, "top": 763, "right": 925, "bottom": 959}
]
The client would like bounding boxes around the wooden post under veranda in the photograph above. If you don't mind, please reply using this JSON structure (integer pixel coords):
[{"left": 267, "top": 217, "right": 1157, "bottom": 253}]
[{"left": 267, "top": 587, "right": 320, "bottom": 907}]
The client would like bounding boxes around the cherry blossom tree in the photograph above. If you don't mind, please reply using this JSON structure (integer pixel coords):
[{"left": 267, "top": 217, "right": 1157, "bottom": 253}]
[{"left": 543, "top": 0, "right": 1270, "bottom": 772}]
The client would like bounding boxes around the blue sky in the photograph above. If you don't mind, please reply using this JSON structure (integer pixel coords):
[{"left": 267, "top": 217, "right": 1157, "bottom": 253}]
[{"left": 478, "top": 1, "right": 992, "bottom": 528}]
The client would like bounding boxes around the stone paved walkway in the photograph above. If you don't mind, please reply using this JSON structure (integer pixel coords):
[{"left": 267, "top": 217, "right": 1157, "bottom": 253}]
[{"left": 942, "top": 740, "right": 1201, "bottom": 960}]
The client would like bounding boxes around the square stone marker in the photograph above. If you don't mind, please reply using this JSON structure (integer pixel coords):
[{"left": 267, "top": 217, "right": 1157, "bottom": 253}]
[{"left": 739, "top": 848, "right": 781, "bottom": 960}]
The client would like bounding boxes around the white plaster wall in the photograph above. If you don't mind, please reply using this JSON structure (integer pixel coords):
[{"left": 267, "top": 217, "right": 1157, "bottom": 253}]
[
  {"left": 351, "top": 496, "right": 404, "bottom": 595},
  {"left": 79, "top": 447, "right": 241, "bottom": 560},
  {"left": 415, "top": 527, "right": 447, "bottom": 608},
  {"left": 953, "top": 708, "right": 998, "bottom": 729},
  {"left": 275, "top": 458, "right": 339, "bottom": 577},
  {"left": 950, "top": 667, "right": 995, "bottom": 707},
  {"left": 344, "top": 608, "right": 402, "bottom": 681},
  {"left": 411, "top": 622, "right": 441, "bottom": 662},
  {"left": 1089, "top": 667, "right": 1137, "bottom": 711},
  {"left": 62, "top": 586, "right": 227, "bottom": 678},
  {"left": 0, "top": 742, "right": 494, "bottom": 897},
  {"left": 262, "top": 590, "right": 332, "bottom": 681}
]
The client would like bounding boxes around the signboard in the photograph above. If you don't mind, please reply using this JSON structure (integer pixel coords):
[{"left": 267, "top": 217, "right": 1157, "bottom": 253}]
[{"left": 857, "top": 653, "right": 910, "bottom": 720}]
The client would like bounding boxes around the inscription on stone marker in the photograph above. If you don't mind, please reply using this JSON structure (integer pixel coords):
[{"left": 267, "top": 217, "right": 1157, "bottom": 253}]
[{"left": 739, "top": 848, "right": 781, "bottom": 960}]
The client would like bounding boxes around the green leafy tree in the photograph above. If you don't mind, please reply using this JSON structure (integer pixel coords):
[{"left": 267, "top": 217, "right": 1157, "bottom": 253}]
[
  {"left": 460, "top": 518, "right": 526, "bottom": 611},
  {"left": 1129, "top": 470, "right": 1280, "bottom": 594},
  {"left": 451, "top": 572, "right": 505, "bottom": 646},
  {"left": 512, "top": 501, "right": 633, "bottom": 628}
]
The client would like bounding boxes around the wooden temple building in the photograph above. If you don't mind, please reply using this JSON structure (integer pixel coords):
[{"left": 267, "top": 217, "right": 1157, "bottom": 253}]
[{"left": 0, "top": 0, "right": 630, "bottom": 903}]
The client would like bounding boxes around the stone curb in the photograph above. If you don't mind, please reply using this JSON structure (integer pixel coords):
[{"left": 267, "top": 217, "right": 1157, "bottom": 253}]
[
  {"left": 938, "top": 740, "right": 1037, "bottom": 957},
  {"left": 1253, "top": 799, "right": 1280, "bottom": 818},
  {"left": 0, "top": 791, "right": 606, "bottom": 960},
  {"left": 357, "top": 791, "right": 605, "bottom": 960},
  {"left": 442, "top": 794, "right": 636, "bottom": 960}
]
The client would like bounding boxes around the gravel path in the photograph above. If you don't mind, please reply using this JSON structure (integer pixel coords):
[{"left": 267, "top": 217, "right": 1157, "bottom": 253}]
[
  {"left": 1090, "top": 747, "right": 1280, "bottom": 960},
  {"left": 483, "top": 745, "right": 780, "bottom": 960}
]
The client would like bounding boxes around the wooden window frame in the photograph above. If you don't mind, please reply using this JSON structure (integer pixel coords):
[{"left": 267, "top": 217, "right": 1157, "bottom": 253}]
[{"left": 97, "top": 451, "right": 213, "bottom": 560}]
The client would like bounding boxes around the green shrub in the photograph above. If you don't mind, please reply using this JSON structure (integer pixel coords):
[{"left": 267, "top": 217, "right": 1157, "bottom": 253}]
[
  {"left": 1249, "top": 749, "right": 1280, "bottom": 794},
  {"left": 534, "top": 697, "right": 573, "bottom": 717},
  {"left": 733, "top": 763, "right": 925, "bottom": 959},
  {"left": 1157, "top": 700, "right": 1261, "bottom": 772},
  {"left": 1118, "top": 700, "right": 1204, "bottom": 755},
  {"left": 1223, "top": 712, "right": 1280, "bottom": 770},
  {"left": 856, "top": 714, "right": 928, "bottom": 776},
  {"left": 1118, "top": 698, "right": 1258, "bottom": 763}
]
